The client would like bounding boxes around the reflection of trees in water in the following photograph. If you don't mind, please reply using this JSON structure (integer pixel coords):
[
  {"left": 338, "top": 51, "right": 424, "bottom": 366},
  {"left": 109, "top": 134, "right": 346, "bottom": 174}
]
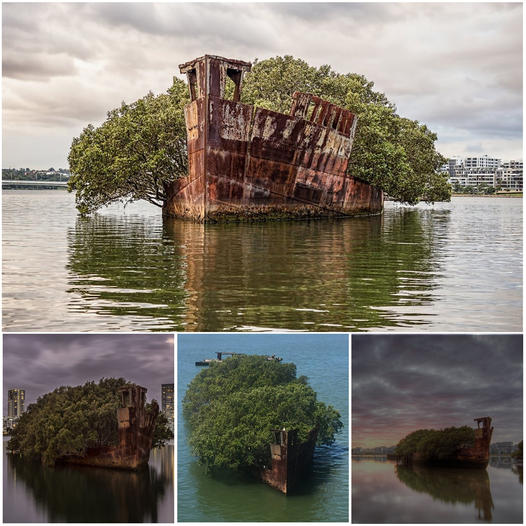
[
  {"left": 66, "top": 215, "right": 188, "bottom": 328},
  {"left": 395, "top": 464, "right": 494, "bottom": 522},
  {"left": 6, "top": 450, "right": 171, "bottom": 522},
  {"left": 67, "top": 208, "right": 450, "bottom": 331},
  {"left": 511, "top": 464, "right": 523, "bottom": 485}
]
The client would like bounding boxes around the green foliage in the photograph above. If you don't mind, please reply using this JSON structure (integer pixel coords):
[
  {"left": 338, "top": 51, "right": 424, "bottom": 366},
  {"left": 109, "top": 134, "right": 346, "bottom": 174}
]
[
  {"left": 512, "top": 440, "right": 523, "bottom": 461},
  {"left": 183, "top": 355, "right": 343, "bottom": 471},
  {"left": 241, "top": 56, "right": 450, "bottom": 204},
  {"left": 68, "top": 79, "right": 189, "bottom": 215},
  {"left": 396, "top": 426, "right": 475, "bottom": 462},
  {"left": 8, "top": 378, "right": 171, "bottom": 466}
]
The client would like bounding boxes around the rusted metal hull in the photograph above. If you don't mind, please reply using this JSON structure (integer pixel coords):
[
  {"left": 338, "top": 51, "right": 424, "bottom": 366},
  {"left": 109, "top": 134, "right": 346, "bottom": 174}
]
[
  {"left": 260, "top": 428, "right": 317, "bottom": 494},
  {"left": 165, "top": 55, "right": 383, "bottom": 222}
]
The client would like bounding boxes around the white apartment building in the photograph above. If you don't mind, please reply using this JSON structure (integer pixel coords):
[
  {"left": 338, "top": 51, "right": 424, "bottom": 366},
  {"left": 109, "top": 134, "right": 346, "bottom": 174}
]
[
  {"left": 495, "top": 160, "right": 523, "bottom": 191},
  {"left": 445, "top": 155, "right": 522, "bottom": 191},
  {"left": 463, "top": 155, "right": 501, "bottom": 171}
]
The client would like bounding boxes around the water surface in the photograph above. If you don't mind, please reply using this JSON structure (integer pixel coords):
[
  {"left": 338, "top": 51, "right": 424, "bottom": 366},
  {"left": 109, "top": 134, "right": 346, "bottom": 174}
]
[
  {"left": 352, "top": 458, "right": 522, "bottom": 523},
  {"left": 3, "top": 442, "right": 174, "bottom": 523},
  {"left": 3, "top": 191, "right": 522, "bottom": 331},
  {"left": 177, "top": 334, "right": 348, "bottom": 521}
]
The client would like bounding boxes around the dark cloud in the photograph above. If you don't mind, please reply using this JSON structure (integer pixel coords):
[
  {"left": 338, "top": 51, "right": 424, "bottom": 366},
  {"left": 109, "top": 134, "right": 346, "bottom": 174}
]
[
  {"left": 352, "top": 334, "right": 522, "bottom": 447},
  {"left": 3, "top": 334, "right": 174, "bottom": 413}
]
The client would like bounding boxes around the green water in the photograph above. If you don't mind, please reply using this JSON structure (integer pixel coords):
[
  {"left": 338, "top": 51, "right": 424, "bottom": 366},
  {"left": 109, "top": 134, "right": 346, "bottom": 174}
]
[
  {"left": 177, "top": 334, "right": 349, "bottom": 521},
  {"left": 2, "top": 190, "right": 522, "bottom": 331}
]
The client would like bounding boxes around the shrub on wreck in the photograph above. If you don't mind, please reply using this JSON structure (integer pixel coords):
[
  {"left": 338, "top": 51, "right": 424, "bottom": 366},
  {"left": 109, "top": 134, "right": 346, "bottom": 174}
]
[
  {"left": 183, "top": 355, "right": 342, "bottom": 471},
  {"left": 395, "top": 426, "right": 475, "bottom": 462},
  {"left": 8, "top": 378, "right": 173, "bottom": 466},
  {"left": 68, "top": 55, "right": 449, "bottom": 214}
]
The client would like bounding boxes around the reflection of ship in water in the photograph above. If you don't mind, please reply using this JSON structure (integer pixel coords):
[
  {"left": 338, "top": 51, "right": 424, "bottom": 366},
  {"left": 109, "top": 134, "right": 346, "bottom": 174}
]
[
  {"left": 66, "top": 207, "right": 450, "bottom": 331},
  {"left": 395, "top": 464, "right": 494, "bottom": 522},
  {"left": 5, "top": 446, "right": 173, "bottom": 522}
]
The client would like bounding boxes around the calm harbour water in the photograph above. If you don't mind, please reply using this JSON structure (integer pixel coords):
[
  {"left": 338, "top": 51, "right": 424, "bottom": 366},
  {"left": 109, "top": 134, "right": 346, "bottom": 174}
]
[
  {"left": 3, "top": 441, "right": 174, "bottom": 523},
  {"left": 2, "top": 190, "right": 522, "bottom": 332},
  {"left": 352, "top": 458, "right": 523, "bottom": 523},
  {"left": 177, "top": 334, "right": 349, "bottom": 522}
]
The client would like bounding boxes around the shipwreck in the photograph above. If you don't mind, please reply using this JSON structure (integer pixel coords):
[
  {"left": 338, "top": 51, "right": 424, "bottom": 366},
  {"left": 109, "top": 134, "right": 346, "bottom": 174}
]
[
  {"left": 164, "top": 54, "right": 383, "bottom": 221},
  {"left": 261, "top": 428, "right": 318, "bottom": 494},
  {"left": 398, "top": 417, "right": 494, "bottom": 469},
  {"left": 59, "top": 385, "right": 159, "bottom": 470}
]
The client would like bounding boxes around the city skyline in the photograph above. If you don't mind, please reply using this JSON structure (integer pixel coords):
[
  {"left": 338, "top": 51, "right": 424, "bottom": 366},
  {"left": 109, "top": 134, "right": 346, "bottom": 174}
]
[
  {"left": 3, "top": 2, "right": 522, "bottom": 169},
  {"left": 352, "top": 334, "right": 523, "bottom": 448},
  {"left": 3, "top": 334, "right": 174, "bottom": 414}
]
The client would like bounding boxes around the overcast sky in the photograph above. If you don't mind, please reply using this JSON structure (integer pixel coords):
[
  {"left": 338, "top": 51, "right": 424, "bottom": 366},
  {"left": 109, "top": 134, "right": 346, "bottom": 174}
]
[
  {"left": 3, "top": 334, "right": 174, "bottom": 413},
  {"left": 2, "top": 2, "right": 522, "bottom": 169},
  {"left": 352, "top": 334, "right": 522, "bottom": 447}
]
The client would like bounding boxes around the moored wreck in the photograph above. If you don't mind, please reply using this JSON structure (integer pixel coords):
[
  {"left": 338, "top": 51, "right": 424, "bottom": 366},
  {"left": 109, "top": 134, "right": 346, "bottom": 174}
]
[
  {"left": 261, "top": 428, "right": 318, "bottom": 494},
  {"left": 164, "top": 54, "right": 383, "bottom": 222},
  {"left": 398, "top": 417, "right": 494, "bottom": 469},
  {"left": 58, "top": 385, "right": 158, "bottom": 470}
]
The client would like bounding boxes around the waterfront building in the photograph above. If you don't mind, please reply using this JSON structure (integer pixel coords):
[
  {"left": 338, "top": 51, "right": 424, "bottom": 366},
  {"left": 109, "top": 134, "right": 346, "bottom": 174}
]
[
  {"left": 3, "top": 416, "right": 18, "bottom": 434},
  {"left": 495, "top": 160, "right": 523, "bottom": 191},
  {"left": 490, "top": 441, "right": 514, "bottom": 455},
  {"left": 161, "top": 383, "right": 174, "bottom": 431},
  {"left": 445, "top": 155, "right": 523, "bottom": 191},
  {"left": 7, "top": 388, "right": 25, "bottom": 418}
]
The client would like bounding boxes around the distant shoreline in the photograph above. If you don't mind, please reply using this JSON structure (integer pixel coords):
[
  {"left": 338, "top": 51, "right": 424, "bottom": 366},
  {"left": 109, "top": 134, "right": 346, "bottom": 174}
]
[{"left": 451, "top": 193, "right": 522, "bottom": 198}]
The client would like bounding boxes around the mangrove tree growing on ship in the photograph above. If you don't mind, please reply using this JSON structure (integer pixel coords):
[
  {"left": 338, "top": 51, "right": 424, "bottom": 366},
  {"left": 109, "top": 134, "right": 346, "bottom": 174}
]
[
  {"left": 8, "top": 378, "right": 173, "bottom": 466},
  {"left": 68, "top": 56, "right": 450, "bottom": 214},
  {"left": 183, "top": 354, "right": 343, "bottom": 471},
  {"left": 395, "top": 426, "right": 475, "bottom": 462}
]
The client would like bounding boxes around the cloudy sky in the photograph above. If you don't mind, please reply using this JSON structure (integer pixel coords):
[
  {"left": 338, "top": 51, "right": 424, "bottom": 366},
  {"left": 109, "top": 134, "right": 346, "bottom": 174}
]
[
  {"left": 352, "top": 334, "right": 523, "bottom": 447},
  {"left": 3, "top": 334, "right": 174, "bottom": 413},
  {"left": 2, "top": 2, "right": 522, "bottom": 169}
]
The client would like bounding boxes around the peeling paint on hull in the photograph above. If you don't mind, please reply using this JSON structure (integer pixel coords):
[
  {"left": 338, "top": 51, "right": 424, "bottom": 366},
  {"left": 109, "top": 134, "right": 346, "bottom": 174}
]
[{"left": 164, "top": 55, "right": 383, "bottom": 222}]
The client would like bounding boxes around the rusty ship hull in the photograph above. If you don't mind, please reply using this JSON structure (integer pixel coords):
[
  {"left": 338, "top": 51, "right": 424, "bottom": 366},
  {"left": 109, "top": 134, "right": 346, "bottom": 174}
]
[
  {"left": 59, "top": 385, "right": 159, "bottom": 471},
  {"left": 260, "top": 428, "right": 318, "bottom": 494},
  {"left": 164, "top": 55, "right": 383, "bottom": 222}
]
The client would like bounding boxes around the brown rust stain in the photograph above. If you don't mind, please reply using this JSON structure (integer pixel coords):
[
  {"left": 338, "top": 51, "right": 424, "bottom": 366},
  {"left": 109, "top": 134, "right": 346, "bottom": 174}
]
[
  {"left": 164, "top": 55, "right": 383, "bottom": 222},
  {"left": 260, "top": 428, "right": 318, "bottom": 494}
]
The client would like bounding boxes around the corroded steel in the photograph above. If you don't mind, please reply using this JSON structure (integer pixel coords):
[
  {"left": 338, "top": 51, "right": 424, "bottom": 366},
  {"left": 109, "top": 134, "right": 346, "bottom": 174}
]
[
  {"left": 164, "top": 54, "right": 383, "bottom": 221},
  {"left": 59, "top": 385, "right": 158, "bottom": 470},
  {"left": 260, "top": 428, "right": 317, "bottom": 494}
]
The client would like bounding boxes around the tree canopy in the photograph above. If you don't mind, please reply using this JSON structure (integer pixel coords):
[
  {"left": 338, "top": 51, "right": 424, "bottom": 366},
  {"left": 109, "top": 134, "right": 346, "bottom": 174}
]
[
  {"left": 183, "top": 354, "right": 343, "bottom": 471},
  {"left": 395, "top": 426, "right": 475, "bottom": 462},
  {"left": 8, "top": 378, "right": 172, "bottom": 466},
  {"left": 68, "top": 55, "right": 450, "bottom": 214}
]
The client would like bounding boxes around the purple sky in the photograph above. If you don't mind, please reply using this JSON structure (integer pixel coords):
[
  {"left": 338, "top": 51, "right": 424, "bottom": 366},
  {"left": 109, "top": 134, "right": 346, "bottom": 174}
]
[
  {"left": 3, "top": 334, "right": 174, "bottom": 413},
  {"left": 3, "top": 2, "right": 522, "bottom": 168},
  {"left": 353, "top": 334, "right": 522, "bottom": 448}
]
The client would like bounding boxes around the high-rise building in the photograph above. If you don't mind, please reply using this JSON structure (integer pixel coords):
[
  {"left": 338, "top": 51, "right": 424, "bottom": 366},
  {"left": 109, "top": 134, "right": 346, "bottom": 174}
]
[
  {"left": 161, "top": 383, "right": 174, "bottom": 431},
  {"left": 7, "top": 388, "right": 25, "bottom": 418}
]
